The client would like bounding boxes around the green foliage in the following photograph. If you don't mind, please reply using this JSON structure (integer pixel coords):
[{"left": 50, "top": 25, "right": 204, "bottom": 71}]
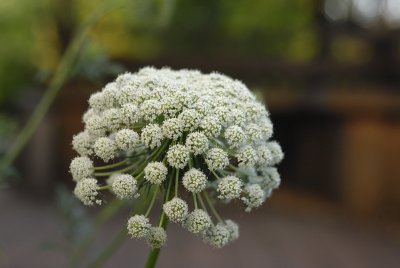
[{"left": 0, "top": 0, "right": 38, "bottom": 104}]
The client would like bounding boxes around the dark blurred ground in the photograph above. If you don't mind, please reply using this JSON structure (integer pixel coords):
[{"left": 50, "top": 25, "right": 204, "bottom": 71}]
[{"left": 1, "top": 189, "right": 400, "bottom": 268}]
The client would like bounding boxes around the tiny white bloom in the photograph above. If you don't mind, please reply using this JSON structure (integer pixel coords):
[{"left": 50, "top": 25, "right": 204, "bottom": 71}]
[
  {"left": 185, "top": 132, "right": 209, "bottom": 155},
  {"left": 74, "top": 178, "right": 102, "bottom": 206},
  {"left": 94, "top": 137, "right": 117, "bottom": 162},
  {"left": 146, "top": 227, "right": 167, "bottom": 249},
  {"left": 199, "top": 116, "right": 221, "bottom": 138},
  {"left": 224, "top": 126, "right": 246, "bottom": 148},
  {"left": 166, "top": 144, "right": 190, "bottom": 169},
  {"left": 141, "top": 124, "right": 164, "bottom": 149},
  {"left": 178, "top": 109, "right": 201, "bottom": 131},
  {"left": 236, "top": 146, "right": 258, "bottom": 167},
  {"left": 85, "top": 114, "right": 106, "bottom": 137},
  {"left": 225, "top": 219, "right": 239, "bottom": 242},
  {"left": 111, "top": 174, "right": 137, "bottom": 200},
  {"left": 205, "top": 148, "right": 229, "bottom": 171},
  {"left": 259, "top": 118, "right": 273, "bottom": 140},
  {"left": 102, "top": 108, "right": 121, "bottom": 132},
  {"left": 119, "top": 103, "right": 139, "bottom": 126},
  {"left": 202, "top": 223, "right": 230, "bottom": 248},
  {"left": 70, "top": 156, "right": 93, "bottom": 182},
  {"left": 72, "top": 131, "right": 94, "bottom": 156},
  {"left": 217, "top": 176, "right": 242, "bottom": 200},
  {"left": 213, "top": 107, "right": 231, "bottom": 126},
  {"left": 115, "top": 129, "right": 139, "bottom": 151},
  {"left": 182, "top": 168, "right": 207, "bottom": 193},
  {"left": 184, "top": 209, "right": 211, "bottom": 233},
  {"left": 144, "top": 162, "right": 168, "bottom": 184},
  {"left": 246, "top": 123, "right": 263, "bottom": 142},
  {"left": 241, "top": 184, "right": 265, "bottom": 212},
  {"left": 267, "top": 141, "right": 284, "bottom": 165},
  {"left": 139, "top": 99, "right": 162, "bottom": 122},
  {"left": 163, "top": 197, "right": 188, "bottom": 223},
  {"left": 162, "top": 118, "right": 184, "bottom": 140},
  {"left": 256, "top": 144, "right": 273, "bottom": 166},
  {"left": 127, "top": 215, "right": 151, "bottom": 238}
]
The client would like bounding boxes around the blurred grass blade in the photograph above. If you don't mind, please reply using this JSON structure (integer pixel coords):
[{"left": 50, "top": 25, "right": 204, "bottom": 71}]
[{"left": 0, "top": 1, "right": 119, "bottom": 177}]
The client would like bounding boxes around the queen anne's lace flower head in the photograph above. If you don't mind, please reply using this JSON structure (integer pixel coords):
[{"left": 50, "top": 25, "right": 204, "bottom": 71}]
[{"left": 70, "top": 67, "right": 283, "bottom": 249}]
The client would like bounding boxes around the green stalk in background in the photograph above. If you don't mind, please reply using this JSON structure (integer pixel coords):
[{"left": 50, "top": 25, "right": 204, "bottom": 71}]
[{"left": 0, "top": 1, "right": 118, "bottom": 177}]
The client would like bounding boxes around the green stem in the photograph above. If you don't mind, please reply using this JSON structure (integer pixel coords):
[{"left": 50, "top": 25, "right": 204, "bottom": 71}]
[
  {"left": 193, "top": 193, "right": 198, "bottom": 209},
  {"left": 144, "top": 171, "right": 173, "bottom": 268},
  {"left": 0, "top": 2, "right": 118, "bottom": 176},
  {"left": 210, "top": 169, "right": 221, "bottom": 180},
  {"left": 228, "top": 164, "right": 246, "bottom": 174},
  {"left": 197, "top": 193, "right": 208, "bottom": 214},
  {"left": 174, "top": 168, "right": 179, "bottom": 197},
  {"left": 144, "top": 213, "right": 168, "bottom": 268},
  {"left": 145, "top": 186, "right": 160, "bottom": 217},
  {"left": 132, "top": 141, "right": 169, "bottom": 176},
  {"left": 86, "top": 227, "right": 127, "bottom": 268},
  {"left": 94, "top": 163, "right": 137, "bottom": 177},
  {"left": 203, "top": 192, "right": 224, "bottom": 223},
  {"left": 94, "top": 158, "right": 129, "bottom": 170}
]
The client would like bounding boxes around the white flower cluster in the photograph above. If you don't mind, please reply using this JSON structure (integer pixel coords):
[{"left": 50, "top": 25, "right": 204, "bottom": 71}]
[{"left": 70, "top": 67, "right": 283, "bottom": 249}]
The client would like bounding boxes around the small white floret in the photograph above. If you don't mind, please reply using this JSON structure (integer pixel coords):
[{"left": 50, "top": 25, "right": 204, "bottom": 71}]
[
  {"left": 144, "top": 162, "right": 168, "bottom": 184},
  {"left": 74, "top": 178, "right": 102, "bottom": 206},
  {"left": 141, "top": 124, "right": 164, "bottom": 149},
  {"left": 185, "top": 132, "right": 209, "bottom": 155},
  {"left": 111, "top": 174, "right": 137, "bottom": 199},
  {"left": 70, "top": 156, "right": 93, "bottom": 182},
  {"left": 127, "top": 215, "right": 151, "bottom": 238},
  {"left": 217, "top": 176, "right": 242, "bottom": 200},
  {"left": 115, "top": 129, "right": 139, "bottom": 151},
  {"left": 93, "top": 137, "right": 117, "bottom": 162},
  {"left": 182, "top": 168, "right": 207, "bottom": 193},
  {"left": 163, "top": 197, "right": 189, "bottom": 223},
  {"left": 166, "top": 144, "right": 190, "bottom": 169}
]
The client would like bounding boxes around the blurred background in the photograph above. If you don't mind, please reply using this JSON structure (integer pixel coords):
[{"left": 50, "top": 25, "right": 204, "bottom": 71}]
[{"left": 0, "top": 0, "right": 399, "bottom": 267}]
